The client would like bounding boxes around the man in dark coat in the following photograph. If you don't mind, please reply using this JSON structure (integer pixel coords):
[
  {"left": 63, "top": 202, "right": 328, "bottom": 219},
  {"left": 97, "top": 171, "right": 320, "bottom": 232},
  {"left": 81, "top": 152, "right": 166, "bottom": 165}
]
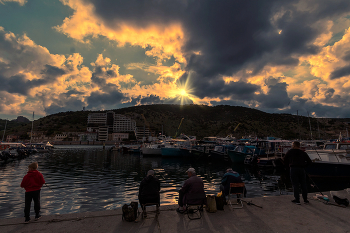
[
  {"left": 176, "top": 167, "right": 206, "bottom": 213},
  {"left": 283, "top": 141, "right": 312, "bottom": 205},
  {"left": 138, "top": 170, "right": 160, "bottom": 211},
  {"left": 220, "top": 168, "right": 244, "bottom": 196}
]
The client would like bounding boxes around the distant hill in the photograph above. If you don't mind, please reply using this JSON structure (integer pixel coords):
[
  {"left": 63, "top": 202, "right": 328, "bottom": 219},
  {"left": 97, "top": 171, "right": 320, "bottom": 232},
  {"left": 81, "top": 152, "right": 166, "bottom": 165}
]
[
  {"left": 13, "top": 116, "right": 30, "bottom": 123},
  {"left": 1, "top": 104, "right": 349, "bottom": 140}
]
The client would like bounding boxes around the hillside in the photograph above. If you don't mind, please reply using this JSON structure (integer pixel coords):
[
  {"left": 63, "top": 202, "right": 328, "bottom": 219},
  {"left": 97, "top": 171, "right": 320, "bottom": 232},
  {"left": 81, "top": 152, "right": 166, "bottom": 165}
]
[{"left": 1, "top": 104, "right": 350, "bottom": 140}]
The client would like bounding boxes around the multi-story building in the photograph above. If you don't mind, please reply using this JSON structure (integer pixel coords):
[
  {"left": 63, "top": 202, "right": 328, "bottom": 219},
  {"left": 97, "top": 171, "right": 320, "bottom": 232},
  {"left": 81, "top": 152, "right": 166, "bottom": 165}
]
[
  {"left": 79, "top": 132, "right": 97, "bottom": 141},
  {"left": 112, "top": 133, "right": 129, "bottom": 141},
  {"left": 135, "top": 126, "right": 150, "bottom": 141},
  {"left": 87, "top": 112, "right": 136, "bottom": 141},
  {"left": 55, "top": 133, "right": 68, "bottom": 141},
  {"left": 113, "top": 114, "right": 136, "bottom": 132},
  {"left": 98, "top": 126, "right": 108, "bottom": 141}
]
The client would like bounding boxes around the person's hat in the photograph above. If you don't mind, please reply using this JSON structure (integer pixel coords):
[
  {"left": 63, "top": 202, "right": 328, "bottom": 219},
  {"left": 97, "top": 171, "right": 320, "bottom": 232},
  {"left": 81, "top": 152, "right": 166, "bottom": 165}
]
[{"left": 186, "top": 167, "right": 195, "bottom": 173}]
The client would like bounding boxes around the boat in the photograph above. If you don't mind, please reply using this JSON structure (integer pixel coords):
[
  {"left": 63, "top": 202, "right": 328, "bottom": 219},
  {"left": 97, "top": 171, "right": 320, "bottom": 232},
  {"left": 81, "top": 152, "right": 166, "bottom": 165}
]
[
  {"left": 245, "top": 140, "right": 291, "bottom": 168},
  {"left": 161, "top": 139, "right": 194, "bottom": 157},
  {"left": 306, "top": 142, "right": 350, "bottom": 178},
  {"left": 25, "top": 142, "right": 54, "bottom": 153},
  {"left": 141, "top": 143, "right": 164, "bottom": 156},
  {"left": 228, "top": 145, "right": 265, "bottom": 163},
  {"left": 209, "top": 144, "right": 236, "bottom": 161}
]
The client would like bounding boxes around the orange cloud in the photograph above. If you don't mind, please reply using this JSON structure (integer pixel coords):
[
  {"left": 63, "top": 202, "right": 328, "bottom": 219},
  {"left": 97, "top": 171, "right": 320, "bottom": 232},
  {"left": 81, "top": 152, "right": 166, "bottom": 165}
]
[
  {"left": 0, "top": 0, "right": 26, "bottom": 6},
  {"left": 56, "top": 0, "right": 186, "bottom": 64}
]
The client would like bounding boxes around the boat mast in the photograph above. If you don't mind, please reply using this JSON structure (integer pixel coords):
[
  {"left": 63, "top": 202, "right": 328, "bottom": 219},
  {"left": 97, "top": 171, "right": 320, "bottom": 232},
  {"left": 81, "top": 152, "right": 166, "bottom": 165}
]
[
  {"left": 2, "top": 119, "right": 7, "bottom": 142},
  {"left": 307, "top": 112, "right": 312, "bottom": 140},
  {"left": 30, "top": 112, "right": 34, "bottom": 144}
]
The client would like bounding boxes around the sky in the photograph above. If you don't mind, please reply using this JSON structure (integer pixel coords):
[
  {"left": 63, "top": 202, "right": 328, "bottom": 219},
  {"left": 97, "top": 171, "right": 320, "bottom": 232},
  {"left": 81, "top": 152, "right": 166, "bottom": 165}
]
[{"left": 1, "top": 0, "right": 350, "bottom": 120}]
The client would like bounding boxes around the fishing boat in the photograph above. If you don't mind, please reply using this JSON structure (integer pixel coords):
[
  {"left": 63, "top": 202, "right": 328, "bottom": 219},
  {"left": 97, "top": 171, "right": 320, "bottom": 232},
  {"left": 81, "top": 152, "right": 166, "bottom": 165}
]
[
  {"left": 141, "top": 143, "right": 164, "bottom": 156},
  {"left": 25, "top": 142, "right": 54, "bottom": 153},
  {"left": 245, "top": 140, "right": 291, "bottom": 168},
  {"left": 228, "top": 145, "right": 265, "bottom": 163},
  {"left": 306, "top": 142, "right": 350, "bottom": 178},
  {"left": 209, "top": 144, "right": 236, "bottom": 161},
  {"left": 161, "top": 139, "right": 193, "bottom": 157}
]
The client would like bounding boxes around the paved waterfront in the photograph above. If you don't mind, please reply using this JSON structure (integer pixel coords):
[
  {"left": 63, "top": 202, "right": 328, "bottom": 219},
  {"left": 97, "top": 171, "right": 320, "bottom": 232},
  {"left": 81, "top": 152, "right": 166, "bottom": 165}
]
[{"left": 1, "top": 193, "right": 349, "bottom": 233}]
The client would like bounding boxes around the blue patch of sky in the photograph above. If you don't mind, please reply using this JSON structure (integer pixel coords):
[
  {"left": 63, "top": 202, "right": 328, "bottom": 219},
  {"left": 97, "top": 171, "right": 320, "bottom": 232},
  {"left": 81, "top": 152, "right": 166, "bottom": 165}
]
[
  {"left": 0, "top": 0, "right": 160, "bottom": 75},
  {"left": 0, "top": 0, "right": 74, "bottom": 54},
  {"left": 325, "top": 31, "right": 345, "bottom": 47}
]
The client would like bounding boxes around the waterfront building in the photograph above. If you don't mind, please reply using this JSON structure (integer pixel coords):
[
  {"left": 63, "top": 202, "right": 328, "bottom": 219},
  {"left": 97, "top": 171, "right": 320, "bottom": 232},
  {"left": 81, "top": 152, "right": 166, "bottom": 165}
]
[
  {"left": 98, "top": 126, "right": 108, "bottom": 141},
  {"left": 6, "top": 134, "right": 19, "bottom": 142},
  {"left": 87, "top": 112, "right": 136, "bottom": 141},
  {"left": 112, "top": 133, "right": 129, "bottom": 141},
  {"left": 113, "top": 114, "right": 136, "bottom": 132},
  {"left": 135, "top": 126, "right": 150, "bottom": 141},
  {"left": 79, "top": 132, "right": 97, "bottom": 141},
  {"left": 55, "top": 133, "right": 68, "bottom": 141}
]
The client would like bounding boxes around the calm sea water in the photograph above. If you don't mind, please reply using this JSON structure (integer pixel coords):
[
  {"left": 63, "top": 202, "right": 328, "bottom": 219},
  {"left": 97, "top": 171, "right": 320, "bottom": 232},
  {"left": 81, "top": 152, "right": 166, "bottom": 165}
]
[{"left": 0, "top": 145, "right": 316, "bottom": 219}]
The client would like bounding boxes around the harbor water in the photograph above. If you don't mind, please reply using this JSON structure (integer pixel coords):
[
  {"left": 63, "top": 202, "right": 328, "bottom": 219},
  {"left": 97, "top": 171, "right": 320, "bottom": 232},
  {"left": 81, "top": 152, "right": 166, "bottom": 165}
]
[{"left": 0, "top": 145, "right": 344, "bottom": 219}]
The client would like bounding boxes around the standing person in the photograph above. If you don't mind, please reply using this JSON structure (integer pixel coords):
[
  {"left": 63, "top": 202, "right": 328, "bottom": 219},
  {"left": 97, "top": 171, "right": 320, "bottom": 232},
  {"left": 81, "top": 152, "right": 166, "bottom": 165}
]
[
  {"left": 20, "top": 162, "right": 45, "bottom": 223},
  {"left": 176, "top": 168, "right": 206, "bottom": 213},
  {"left": 138, "top": 170, "right": 160, "bottom": 217},
  {"left": 283, "top": 141, "right": 312, "bottom": 205}
]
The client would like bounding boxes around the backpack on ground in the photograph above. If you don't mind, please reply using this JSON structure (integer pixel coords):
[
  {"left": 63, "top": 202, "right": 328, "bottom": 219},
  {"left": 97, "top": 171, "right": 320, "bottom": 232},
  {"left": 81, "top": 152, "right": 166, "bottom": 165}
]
[
  {"left": 333, "top": 196, "right": 349, "bottom": 206},
  {"left": 122, "top": 201, "right": 139, "bottom": 222}
]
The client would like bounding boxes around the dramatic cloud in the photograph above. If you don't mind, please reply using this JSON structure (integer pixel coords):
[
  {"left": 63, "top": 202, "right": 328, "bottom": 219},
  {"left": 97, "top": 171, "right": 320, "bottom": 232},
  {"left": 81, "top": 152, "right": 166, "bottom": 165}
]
[
  {"left": 0, "top": 0, "right": 26, "bottom": 6},
  {"left": 1, "top": 0, "right": 350, "bottom": 119}
]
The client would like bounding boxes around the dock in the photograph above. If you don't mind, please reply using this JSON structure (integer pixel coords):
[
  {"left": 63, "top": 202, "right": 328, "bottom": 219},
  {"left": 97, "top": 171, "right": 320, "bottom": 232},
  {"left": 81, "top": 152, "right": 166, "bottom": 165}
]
[{"left": 1, "top": 193, "right": 349, "bottom": 233}]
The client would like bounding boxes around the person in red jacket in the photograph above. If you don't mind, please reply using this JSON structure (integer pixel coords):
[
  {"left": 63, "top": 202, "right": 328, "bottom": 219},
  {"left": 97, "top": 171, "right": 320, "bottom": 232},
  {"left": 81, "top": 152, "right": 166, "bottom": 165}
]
[{"left": 20, "top": 162, "right": 45, "bottom": 223}]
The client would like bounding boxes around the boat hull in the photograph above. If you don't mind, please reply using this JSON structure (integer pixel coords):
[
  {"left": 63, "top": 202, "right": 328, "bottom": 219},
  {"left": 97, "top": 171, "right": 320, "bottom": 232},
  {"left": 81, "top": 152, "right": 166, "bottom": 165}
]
[
  {"left": 306, "top": 161, "right": 350, "bottom": 178},
  {"left": 141, "top": 148, "right": 162, "bottom": 156},
  {"left": 161, "top": 148, "right": 183, "bottom": 157},
  {"left": 228, "top": 150, "right": 246, "bottom": 163}
]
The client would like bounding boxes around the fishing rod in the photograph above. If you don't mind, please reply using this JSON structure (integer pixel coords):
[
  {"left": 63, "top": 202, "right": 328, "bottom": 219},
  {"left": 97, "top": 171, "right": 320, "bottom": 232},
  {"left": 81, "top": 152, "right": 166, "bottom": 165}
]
[
  {"left": 44, "top": 183, "right": 55, "bottom": 193},
  {"left": 306, "top": 173, "right": 324, "bottom": 196},
  {"left": 241, "top": 200, "right": 263, "bottom": 208}
]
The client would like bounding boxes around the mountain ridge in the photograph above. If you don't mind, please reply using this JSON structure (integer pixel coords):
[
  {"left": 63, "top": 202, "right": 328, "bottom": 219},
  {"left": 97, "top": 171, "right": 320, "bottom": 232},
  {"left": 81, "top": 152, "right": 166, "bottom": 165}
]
[{"left": 1, "top": 104, "right": 349, "bottom": 140}]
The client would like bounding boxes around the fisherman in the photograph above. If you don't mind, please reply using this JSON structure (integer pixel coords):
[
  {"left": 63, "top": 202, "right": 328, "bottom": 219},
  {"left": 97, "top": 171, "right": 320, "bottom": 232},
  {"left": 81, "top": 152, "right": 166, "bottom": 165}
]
[
  {"left": 220, "top": 168, "right": 244, "bottom": 199},
  {"left": 138, "top": 170, "right": 160, "bottom": 217},
  {"left": 20, "top": 162, "right": 45, "bottom": 223},
  {"left": 283, "top": 141, "right": 312, "bottom": 205},
  {"left": 176, "top": 167, "right": 206, "bottom": 213}
]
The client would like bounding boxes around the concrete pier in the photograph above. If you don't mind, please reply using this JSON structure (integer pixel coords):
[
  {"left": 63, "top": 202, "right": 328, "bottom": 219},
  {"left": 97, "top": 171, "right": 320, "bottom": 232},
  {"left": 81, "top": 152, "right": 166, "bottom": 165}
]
[{"left": 1, "top": 194, "right": 349, "bottom": 233}]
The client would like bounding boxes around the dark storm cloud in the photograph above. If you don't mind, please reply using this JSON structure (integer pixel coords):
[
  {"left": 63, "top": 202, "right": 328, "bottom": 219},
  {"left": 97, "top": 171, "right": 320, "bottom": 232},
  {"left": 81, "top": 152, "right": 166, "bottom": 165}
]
[
  {"left": 45, "top": 98, "right": 85, "bottom": 115},
  {"left": 343, "top": 51, "right": 350, "bottom": 61},
  {"left": 0, "top": 71, "right": 64, "bottom": 95},
  {"left": 257, "top": 82, "right": 290, "bottom": 109},
  {"left": 82, "top": 0, "right": 350, "bottom": 104},
  {"left": 329, "top": 65, "right": 350, "bottom": 79},
  {"left": 184, "top": 72, "right": 259, "bottom": 99},
  {"left": 140, "top": 95, "right": 164, "bottom": 105},
  {"left": 284, "top": 97, "right": 350, "bottom": 118},
  {"left": 87, "top": 90, "right": 126, "bottom": 109},
  {"left": 41, "top": 65, "right": 66, "bottom": 78}
]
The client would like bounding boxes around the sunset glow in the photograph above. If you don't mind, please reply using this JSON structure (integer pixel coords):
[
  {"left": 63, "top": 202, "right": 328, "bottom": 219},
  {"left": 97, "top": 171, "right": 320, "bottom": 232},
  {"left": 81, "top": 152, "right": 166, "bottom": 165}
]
[{"left": 0, "top": 0, "right": 350, "bottom": 119}]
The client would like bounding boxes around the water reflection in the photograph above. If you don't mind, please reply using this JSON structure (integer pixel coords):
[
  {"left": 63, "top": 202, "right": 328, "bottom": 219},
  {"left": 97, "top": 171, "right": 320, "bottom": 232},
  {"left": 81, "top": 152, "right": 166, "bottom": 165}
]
[{"left": 1, "top": 145, "right": 347, "bottom": 219}]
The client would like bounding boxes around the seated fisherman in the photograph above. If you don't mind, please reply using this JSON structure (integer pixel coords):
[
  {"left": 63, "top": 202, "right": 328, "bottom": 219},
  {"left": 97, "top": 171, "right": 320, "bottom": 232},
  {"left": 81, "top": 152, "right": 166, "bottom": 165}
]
[
  {"left": 138, "top": 170, "right": 160, "bottom": 215},
  {"left": 176, "top": 167, "right": 206, "bottom": 213},
  {"left": 220, "top": 168, "right": 245, "bottom": 198}
]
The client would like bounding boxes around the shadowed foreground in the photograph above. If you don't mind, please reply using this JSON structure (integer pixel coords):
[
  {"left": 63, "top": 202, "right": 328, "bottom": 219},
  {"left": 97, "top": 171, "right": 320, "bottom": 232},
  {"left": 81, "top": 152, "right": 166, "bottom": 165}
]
[{"left": 1, "top": 193, "right": 349, "bottom": 233}]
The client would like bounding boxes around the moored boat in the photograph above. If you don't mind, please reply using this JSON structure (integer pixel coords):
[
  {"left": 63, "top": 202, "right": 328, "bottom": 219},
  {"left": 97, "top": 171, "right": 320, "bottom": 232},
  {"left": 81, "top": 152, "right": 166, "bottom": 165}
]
[
  {"left": 306, "top": 142, "right": 350, "bottom": 178},
  {"left": 141, "top": 143, "right": 164, "bottom": 156},
  {"left": 209, "top": 144, "right": 236, "bottom": 161},
  {"left": 228, "top": 145, "right": 265, "bottom": 163}
]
